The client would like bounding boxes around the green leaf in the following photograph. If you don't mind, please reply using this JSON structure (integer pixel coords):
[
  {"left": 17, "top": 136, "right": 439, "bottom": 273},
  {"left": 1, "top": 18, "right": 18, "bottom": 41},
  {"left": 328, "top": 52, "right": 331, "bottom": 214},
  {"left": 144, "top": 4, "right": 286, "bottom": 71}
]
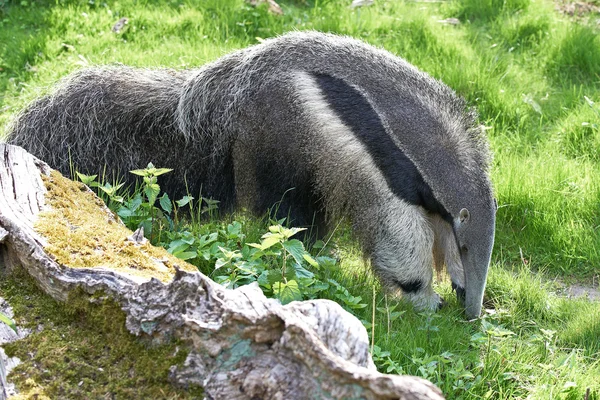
[
  {"left": 294, "top": 263, "right": 314, "bottom": 279},
  {"left": 129, "top": 168, "right": 148, "bottom": 177},
  {"left": 159, "top": 193, "right": 172, "bottom": 213},
  {"left": 282, "top": 239, "right": 306, "bottom": 266},
  {"left": 284, "top": 264, "right": 297, "bottom": 281},
  {"left": 389, "top": 311, "right": 406, "bottom": 320},
  {"left": 470, "top": 332, "right": 487, "bottom": 345},
  {"left": 281, "top": 226, "right": 306, "bottom": 240},
  {"left": 258, "top": 235, "right": 282, "bottom": 250},
  {"left": 540, "top": 329, "right": 556, "bottom": 339},
  {"left": 126, "top": 194, "right": 143, "bottom": 211},
  {"left": 167, "top": 240, "right": 190, "bottom": 254},
  {"left": 233, "top": 260, "right": 259, "bottom": 276},
  {"left": 316, "top": 256, "right": 337, "bottom": 270},
  {"left": 257, "top": 270, "right": 271, "bottom": 288},
  {"left": 152, "top": 167, "right": 173, "bottom": 176},
  {"left": 227, "top": 221, "right": 242, "bottom": 237},
  {"left": 144, "top": 183, "right": 160, "bottom": 205},
  {"left": 99, "top": 183, "right": 115, "bottom": 195},
  {"left": 179, "top": 233, "right": 196, "bottom": 245},
  {"left": 197, "top": 232, "right": 218, "bottom": 248},
  {"left": 311, "top": 240, "right": 325, "bottom": 249},
  {"left": 203, "top": 198, "right": 220, "bottom": 206},
  {"left": 268, "top": 225, "right": 282, "bottom": 234},
  {"left": 266, "top": 269, "right": 282, "bottom": 285},
  {"left": 0, "top": 312, "right": 17, "bottom": 333},
  {"left": 76, "top": 172, "right": 97, "bottom": 185},
  {"left": 302, "top": 253, "right": 319, "bottom": 269},
  {"left": 173, "top": 251, "right": 197, "bottom": 261},
  {"left": 99, "top": 182, "right": 125, "bottom": 196},
  {"left": 176, "top": 195, "right": 194, "bottom": 207},
  {"left": 215, "top": 258, "right": 228, "bottom": 270},
  {"left": 310, "top": 280, "right": 329, "bottom": 292},
  {"left": 273, "top": 280, "right": 302, "bottom": 304},
  {"left": 117, "top": 208, "right": 134, "bottom": 218},
  {"left": 492, "top": 327, "right": 515, "bottom": 337},
  {"left": 218, "top": 246, "right": 241, "bottom": 260}
]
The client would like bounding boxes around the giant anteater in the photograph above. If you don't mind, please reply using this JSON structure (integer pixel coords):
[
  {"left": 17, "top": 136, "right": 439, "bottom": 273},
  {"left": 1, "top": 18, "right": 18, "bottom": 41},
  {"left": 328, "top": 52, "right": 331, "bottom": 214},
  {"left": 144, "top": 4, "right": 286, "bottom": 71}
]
[{"left": 7, "top": 31, "right": 496, "bottom": 319}]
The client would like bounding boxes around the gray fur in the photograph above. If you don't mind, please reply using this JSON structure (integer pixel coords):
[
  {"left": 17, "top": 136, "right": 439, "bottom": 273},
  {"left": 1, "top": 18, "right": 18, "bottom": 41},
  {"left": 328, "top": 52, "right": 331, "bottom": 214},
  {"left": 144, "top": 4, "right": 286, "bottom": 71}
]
[{"left": 6, "top": 31, "right": 496, "bottom": 318}]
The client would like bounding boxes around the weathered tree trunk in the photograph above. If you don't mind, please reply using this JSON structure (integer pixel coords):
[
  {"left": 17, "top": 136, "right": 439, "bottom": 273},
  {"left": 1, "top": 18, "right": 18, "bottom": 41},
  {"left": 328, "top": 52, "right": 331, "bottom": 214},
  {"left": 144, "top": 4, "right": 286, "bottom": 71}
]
[{"left": 0, "top": 143, "right": 444, "bottom": 400}]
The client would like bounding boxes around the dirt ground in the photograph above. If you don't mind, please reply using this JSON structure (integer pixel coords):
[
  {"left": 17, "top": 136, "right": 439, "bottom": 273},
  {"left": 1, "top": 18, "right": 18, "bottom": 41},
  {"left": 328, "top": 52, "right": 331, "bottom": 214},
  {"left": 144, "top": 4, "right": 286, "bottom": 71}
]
[
  {"left": 566, "top": 283, "right": 600, "bottom": 300},
  {"left": 555, "top": 0, "right": 600, "bottom": 17}
]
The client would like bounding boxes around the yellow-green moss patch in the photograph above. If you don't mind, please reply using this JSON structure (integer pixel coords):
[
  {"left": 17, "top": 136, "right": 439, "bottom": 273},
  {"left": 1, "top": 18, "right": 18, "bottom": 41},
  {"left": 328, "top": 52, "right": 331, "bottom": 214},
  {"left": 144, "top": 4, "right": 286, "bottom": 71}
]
[
  {"left": 1, "top": 268, "right": 203, "bottom": 399},
  {"left": 35, "top": 171, "right": 196, "bottom": 282}
]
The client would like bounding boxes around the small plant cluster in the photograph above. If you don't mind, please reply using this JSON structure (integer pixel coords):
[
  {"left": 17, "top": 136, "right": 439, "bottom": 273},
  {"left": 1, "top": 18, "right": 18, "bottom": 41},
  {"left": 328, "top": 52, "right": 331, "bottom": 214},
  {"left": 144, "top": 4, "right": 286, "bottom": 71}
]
[
  {"left": 76, "top": 164, "right": 367, "bottom": 309},
  {"left": 77, "top": 164, "right": 194, "bottom": 242},
  {"left": 371, "top": 307, "right": 597, "bottom": 400},
  {"left": 0, "top": 311, "right": 16, "bottom": 333},
  {"left": 370, "top": 310, "right": 484, "bottom": 396}
]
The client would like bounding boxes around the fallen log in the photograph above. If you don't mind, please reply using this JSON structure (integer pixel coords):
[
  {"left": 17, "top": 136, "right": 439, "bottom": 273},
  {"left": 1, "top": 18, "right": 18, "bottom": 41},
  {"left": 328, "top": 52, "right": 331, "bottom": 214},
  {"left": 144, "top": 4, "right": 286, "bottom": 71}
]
[
  {"left": 0, "top": 143, "right": 444, "bottom": 399},
  {"left": 0, "top": 297, "right": 27, "bottom": 400}
]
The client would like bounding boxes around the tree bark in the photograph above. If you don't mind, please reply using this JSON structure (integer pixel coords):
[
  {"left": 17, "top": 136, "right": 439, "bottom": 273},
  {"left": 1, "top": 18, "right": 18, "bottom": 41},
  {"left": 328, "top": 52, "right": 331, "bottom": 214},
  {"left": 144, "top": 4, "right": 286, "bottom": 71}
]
[
  {"left": 0, "top": 296, "right": 28, "bottom": 400},
  {"left": 0, "top": 143, "right": 444, "bottom": 400}
]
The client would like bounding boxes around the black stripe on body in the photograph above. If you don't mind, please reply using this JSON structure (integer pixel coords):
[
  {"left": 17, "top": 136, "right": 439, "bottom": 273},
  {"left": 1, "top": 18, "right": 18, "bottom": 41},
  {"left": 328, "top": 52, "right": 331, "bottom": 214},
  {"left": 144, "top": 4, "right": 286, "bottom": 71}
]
[{"left": 313, "top": 73, "right": 451, "bottom": 222}]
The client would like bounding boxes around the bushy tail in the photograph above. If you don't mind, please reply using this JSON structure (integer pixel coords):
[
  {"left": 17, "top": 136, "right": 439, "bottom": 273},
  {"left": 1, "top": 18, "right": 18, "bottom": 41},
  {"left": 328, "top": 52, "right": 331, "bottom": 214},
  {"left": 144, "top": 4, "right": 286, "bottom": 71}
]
[{"left": 7, "top": 67, "right": 206, "bottom": 196}]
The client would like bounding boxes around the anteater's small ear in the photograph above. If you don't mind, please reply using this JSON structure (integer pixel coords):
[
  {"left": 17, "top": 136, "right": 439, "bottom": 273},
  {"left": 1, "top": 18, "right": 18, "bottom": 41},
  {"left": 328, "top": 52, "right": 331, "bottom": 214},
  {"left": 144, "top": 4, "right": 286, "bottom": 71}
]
[{"left": 459, "top": 208, "right": 470, "bottom": 223}]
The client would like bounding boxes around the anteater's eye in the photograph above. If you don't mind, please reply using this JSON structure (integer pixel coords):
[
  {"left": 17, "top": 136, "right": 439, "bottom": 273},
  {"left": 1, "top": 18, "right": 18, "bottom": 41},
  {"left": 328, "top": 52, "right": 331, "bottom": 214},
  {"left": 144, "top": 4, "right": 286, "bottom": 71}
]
[{"left": 461, "top": 245, "right": 468, "bottom": 254}]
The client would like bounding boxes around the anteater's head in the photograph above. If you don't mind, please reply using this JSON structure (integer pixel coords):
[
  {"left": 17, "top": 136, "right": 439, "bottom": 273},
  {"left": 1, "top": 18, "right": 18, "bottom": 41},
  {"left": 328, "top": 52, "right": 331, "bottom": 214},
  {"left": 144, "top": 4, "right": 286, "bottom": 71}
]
[{"left": 452, "top": 196, "right": 497, "bottom": 319}]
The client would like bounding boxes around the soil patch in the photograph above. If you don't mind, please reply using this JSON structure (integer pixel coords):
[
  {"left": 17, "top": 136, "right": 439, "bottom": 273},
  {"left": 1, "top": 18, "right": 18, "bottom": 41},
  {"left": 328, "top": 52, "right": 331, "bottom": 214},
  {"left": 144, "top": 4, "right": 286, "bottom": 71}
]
[
  {"left": 555, "top": 277, "right": 600, "bottom": 301},
  {"left": 555, "top": 1, "right": 600, "bottom": 17},
  {"left": 566, "top": 283, "right": 600, "bottom": 300}
]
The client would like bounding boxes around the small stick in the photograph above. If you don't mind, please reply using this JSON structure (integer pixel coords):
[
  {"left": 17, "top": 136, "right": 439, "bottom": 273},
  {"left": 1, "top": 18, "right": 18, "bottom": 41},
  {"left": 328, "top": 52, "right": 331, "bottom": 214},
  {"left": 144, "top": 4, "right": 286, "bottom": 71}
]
[
  {"left": 385, "top": 294, "right": 390, "bottom": 338},
  {"left": 519, "top": 247, "right": 528, "bottom": 266},
  {"left": 371, "top": 284, "right": 376, "bottom": 354}
]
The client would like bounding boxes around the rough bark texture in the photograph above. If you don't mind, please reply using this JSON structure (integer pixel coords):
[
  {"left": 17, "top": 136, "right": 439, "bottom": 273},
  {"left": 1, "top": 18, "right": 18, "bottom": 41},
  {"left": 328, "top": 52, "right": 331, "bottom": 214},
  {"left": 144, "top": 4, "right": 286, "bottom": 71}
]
[
  {"left": 0, "top": 143, "right": 444, "bottom": 400},
  {"left": 0, "top": 297, "right": 29, "bottom": 400}
]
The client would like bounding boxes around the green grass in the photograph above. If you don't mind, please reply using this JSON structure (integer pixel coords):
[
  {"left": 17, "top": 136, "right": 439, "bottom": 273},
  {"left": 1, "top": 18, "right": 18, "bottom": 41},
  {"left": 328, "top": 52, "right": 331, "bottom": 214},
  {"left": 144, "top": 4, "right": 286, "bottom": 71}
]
[
  {"left": 327, "top": 252, "right": 600, "bottom": 399},
  {"left": 1, "top": 0, "right": 600, "bottom": 399}
]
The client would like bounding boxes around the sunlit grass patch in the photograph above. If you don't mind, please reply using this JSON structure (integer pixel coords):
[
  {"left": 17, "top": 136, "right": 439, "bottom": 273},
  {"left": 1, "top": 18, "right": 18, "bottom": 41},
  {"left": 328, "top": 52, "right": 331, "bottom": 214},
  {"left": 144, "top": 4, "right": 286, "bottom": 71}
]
[
  {"left": 444, "top": 0, "right": 531, "bottom": 22},
  {"left": 494, "top": 151, "right": 600, "bottom": 276},
  {"left": 552, "top": 96, "right": 600, "bottom": 160},
  {"left": 547, "top": 24, "right": 600, "bottom": 84}
]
